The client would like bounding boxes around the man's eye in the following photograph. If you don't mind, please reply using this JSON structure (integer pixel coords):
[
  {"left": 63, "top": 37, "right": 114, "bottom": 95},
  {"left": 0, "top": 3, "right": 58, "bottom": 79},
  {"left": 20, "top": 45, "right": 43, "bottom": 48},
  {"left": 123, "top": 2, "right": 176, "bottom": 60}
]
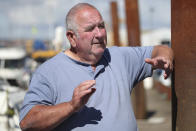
[
  {"left": 85, "top": 26, "right": 95, "bottom": 32},
  {"left": 98, "top": 23, "right": 105, "bottom": 29}
]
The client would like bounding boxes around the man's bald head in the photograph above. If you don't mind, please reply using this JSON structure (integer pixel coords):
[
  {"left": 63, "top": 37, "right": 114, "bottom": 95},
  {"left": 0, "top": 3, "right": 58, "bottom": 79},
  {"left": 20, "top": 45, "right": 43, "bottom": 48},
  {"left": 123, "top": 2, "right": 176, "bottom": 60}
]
[{"left": 65, "top": 3, "right": 100, "bottom": 34}]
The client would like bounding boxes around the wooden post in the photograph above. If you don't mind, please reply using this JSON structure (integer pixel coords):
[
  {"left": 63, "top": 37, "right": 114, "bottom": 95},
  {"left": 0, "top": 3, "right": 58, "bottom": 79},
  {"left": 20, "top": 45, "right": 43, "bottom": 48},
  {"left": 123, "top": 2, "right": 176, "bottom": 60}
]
[
  {"left": 125, "top": 0, "right": 140, "bottom": 46},
  {"left": 125, "top": 0, "right": 146, "bottom": 119},
  {"left": 110, "top": 1, "right": 120, "bottom": 46},
  {"left": 171, "top": 0, "right": 196, "bottom": 130}
]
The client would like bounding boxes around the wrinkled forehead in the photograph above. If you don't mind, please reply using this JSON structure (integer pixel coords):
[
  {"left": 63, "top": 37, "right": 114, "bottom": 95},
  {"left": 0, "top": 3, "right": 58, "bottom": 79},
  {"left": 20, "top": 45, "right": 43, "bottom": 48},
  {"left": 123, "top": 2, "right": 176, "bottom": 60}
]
[{"left": 75, "top": 7, "right": 103, "bottom": 25}]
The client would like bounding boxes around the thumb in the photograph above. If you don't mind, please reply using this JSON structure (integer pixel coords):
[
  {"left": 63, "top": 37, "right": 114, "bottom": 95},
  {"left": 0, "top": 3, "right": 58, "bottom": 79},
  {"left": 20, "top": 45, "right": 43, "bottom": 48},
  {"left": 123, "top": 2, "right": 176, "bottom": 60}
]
[{"left": 145, "top": 58, "right": 153, "bottom": 64}]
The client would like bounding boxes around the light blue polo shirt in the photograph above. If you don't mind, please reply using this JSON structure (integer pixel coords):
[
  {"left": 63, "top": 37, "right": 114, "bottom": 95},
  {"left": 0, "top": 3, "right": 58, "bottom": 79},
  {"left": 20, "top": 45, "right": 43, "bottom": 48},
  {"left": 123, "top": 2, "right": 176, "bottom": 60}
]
[{"left": 20, "top": 46, "right": 153, "bottom": 131}]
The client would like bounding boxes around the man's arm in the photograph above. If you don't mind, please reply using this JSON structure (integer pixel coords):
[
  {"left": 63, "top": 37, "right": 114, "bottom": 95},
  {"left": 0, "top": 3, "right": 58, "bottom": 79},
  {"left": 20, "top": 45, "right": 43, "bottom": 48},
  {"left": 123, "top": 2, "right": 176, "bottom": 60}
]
[
  {"left": 20, "top": 80, "right": 96, "bottom": 131},
  {"left": 145, "top": 45, "right": 174, "bottom": 79}
]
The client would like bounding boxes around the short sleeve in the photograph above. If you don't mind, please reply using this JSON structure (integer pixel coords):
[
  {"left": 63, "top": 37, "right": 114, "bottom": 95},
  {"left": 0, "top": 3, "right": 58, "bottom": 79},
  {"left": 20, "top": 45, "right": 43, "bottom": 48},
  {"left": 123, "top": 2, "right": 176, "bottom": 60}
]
[
  {"left": 119, "top": 46, "right": 153, "bottom": 86},
  {"left": 19, "top": 72, "right": 55, "bottom": 122}
]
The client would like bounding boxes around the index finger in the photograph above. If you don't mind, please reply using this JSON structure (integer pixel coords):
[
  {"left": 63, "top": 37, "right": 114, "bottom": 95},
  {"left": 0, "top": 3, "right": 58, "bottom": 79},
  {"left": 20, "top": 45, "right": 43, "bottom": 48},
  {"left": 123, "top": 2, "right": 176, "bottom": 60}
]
[
  {"left": 80, "top": 80, "right": 96, "bottom": 86},
  {"left": 77, "top": 80, "right": 96, "bottom": 91}
]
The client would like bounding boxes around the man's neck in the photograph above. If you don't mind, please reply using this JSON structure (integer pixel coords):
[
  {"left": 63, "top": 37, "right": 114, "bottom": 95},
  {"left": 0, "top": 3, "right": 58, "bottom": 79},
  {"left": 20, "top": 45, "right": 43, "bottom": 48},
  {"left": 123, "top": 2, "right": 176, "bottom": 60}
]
[{"left": 64, "top": 49, "right": 98, "bottom": 70}]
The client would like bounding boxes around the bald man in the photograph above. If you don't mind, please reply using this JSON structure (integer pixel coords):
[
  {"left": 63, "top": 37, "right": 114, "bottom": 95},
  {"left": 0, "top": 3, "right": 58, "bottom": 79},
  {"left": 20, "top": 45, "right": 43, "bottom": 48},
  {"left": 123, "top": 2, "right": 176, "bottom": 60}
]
[{"left": 20, "top": 3, "right": 173, "bottom": 131}]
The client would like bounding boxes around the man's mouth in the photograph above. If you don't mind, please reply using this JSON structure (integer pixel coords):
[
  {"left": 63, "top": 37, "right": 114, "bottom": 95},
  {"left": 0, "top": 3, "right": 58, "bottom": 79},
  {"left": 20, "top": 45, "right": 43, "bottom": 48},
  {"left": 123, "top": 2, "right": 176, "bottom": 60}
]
[
  {"left": 93, "top": 42, "right": 101, "bottom": 44},
  {"left": 92, "top": 41, "right": 104, "bottom": 45}
]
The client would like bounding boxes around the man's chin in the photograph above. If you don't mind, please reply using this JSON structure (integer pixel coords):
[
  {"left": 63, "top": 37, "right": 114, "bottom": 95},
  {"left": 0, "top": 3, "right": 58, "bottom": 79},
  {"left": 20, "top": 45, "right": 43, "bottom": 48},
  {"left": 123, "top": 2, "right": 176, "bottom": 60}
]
[{"left": 94, "top": 47, "right": 105, "bottom": 55}]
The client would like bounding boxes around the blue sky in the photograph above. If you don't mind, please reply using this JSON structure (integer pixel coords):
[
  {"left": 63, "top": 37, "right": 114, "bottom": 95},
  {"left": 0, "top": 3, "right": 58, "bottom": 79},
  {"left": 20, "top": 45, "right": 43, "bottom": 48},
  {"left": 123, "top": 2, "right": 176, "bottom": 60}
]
[{"left": 0, "top": 0, "right": 170, "bottom": 40}]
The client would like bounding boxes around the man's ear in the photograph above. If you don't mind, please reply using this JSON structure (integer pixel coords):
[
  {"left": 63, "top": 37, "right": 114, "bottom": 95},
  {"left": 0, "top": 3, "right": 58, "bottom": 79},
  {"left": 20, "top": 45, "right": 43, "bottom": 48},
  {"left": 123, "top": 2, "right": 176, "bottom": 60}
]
[{"left": 66, "top": 30, "right": 77, "bottom": 47}]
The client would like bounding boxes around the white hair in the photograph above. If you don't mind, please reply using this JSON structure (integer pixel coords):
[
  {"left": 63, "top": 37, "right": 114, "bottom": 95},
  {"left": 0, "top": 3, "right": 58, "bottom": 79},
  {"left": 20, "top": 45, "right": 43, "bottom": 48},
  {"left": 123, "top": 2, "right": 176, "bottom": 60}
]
[{"left": 65, "top": 3, "right": 97, "bottom": 36}]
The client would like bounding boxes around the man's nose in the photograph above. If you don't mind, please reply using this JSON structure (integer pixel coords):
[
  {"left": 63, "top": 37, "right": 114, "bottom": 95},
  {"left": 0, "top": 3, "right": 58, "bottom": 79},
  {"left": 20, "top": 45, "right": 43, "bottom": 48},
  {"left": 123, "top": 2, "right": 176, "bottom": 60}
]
[{"left": 94, "top": 27, "right": 103, "bottom": 38}]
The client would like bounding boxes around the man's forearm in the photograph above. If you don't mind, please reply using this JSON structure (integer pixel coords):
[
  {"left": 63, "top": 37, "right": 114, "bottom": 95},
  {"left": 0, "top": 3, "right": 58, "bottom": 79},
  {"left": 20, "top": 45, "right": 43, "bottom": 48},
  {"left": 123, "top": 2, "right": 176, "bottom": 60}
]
[
  {"left": 20, "top": 80, "right": 96, "bottom": 131},
  {"left": 151, "top": 45, "right": 174, "bottom": 61},
  {"left": 20, "top": 102, "right": 76, "bottom": 131}
]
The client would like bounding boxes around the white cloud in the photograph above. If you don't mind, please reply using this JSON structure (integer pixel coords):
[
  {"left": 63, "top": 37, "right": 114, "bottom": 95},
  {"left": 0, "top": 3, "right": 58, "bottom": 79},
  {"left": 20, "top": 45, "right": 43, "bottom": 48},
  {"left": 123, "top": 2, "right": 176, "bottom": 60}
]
[
  {"left": 3, "top": 0, "right": 171, "bottom": 28},
  {"left": 0, "top": 0, "right": 170, "bottom": 39},
  {"left": 139, "top": 0, "right": 170, "bottom": 29}
]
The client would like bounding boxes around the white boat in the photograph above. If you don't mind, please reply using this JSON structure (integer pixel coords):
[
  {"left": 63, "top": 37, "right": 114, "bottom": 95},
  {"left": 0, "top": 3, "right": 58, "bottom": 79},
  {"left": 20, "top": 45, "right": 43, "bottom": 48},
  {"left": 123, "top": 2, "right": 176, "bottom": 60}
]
[
  {"left": 0, "top": 79, "right": 26, "bottom": 131},
  {"left": 0, "top": 47, "right": 30, "bottom": 88},
  {"left": 0, "top": 47, "right": 30, "bottom": 131}
]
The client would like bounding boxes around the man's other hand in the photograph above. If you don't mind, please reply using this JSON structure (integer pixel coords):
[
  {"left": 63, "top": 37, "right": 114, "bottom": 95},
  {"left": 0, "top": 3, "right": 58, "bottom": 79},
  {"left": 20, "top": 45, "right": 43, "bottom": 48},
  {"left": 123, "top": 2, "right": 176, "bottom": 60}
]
[
  {"left": 70, "top": 80, "right": 96, "bottom": 112},
  {"left": 145, "top": 56, "right": 173, "bottom": 79}
]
